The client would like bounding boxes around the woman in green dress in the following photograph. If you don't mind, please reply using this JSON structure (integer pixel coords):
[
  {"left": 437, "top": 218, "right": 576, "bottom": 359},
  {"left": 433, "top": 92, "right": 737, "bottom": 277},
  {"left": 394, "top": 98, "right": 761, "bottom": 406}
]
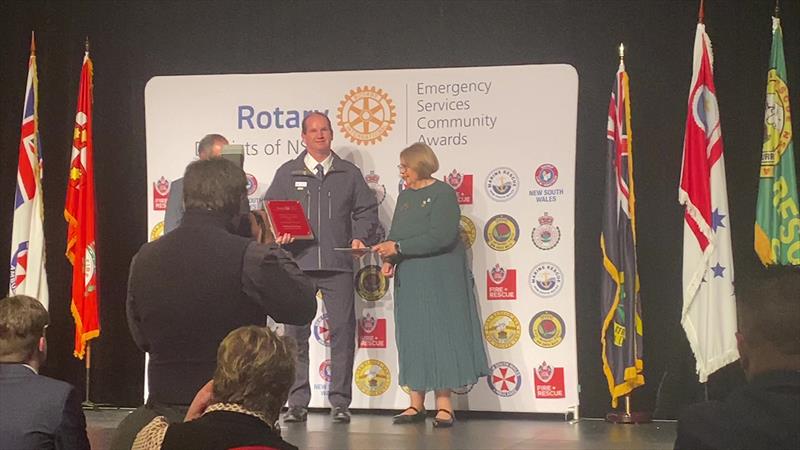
[{"left": 372, "top": 143, "right": 489, "bottom": 427}]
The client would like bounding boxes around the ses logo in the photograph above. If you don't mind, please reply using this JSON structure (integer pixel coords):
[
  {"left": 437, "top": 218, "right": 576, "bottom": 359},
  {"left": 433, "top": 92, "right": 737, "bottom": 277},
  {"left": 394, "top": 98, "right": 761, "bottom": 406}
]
[
  {"left": 152, "top": 176, "right": 170, "bottom": 211},
  {"left": 358, "top": 312, "right": 387, "bottom": 348},
  {"left": 534, "top": 361, "right": 566, "bottom": 399},
  {"left": 313, "top": 314, "right": 331, "bottom": 347},
  {"left": 529, "top": 163, "right": 565, "bottom": 203},
  {"left": 529, "top": 262, "right": 564, "bottom": 298},
  {"left": 487, "top": 361, "right": 522, "bottom": 397},
  {"left": 485, "top": 167, "right": 519, "bottom": 201},
  {"left": 487, "top": 263, "right": 516, "bottom": 300},
  {"left": 531, "top": 212, "right": 561, "bottom": 251},
  {"left": 445, "top": 169, "right": 473, "bottom": 205}
]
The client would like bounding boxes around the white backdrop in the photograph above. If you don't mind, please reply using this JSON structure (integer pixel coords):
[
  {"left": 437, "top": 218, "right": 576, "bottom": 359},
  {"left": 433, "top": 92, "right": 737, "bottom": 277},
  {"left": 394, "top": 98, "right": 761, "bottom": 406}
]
[{"left": 144, "top": 64, "right": 579, "bottom": 413}]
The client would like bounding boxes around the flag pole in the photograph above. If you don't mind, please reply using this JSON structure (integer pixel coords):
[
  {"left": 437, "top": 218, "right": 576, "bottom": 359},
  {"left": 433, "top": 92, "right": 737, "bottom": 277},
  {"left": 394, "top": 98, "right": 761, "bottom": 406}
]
[{"left": 698, "top": 0, "right": 705, "bottom": 24}]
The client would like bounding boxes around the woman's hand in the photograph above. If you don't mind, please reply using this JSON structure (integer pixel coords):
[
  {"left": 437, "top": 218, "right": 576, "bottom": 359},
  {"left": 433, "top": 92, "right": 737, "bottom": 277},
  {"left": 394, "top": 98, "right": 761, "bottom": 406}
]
[
  {"left": 372, "top": 240, "right": 397, "bottom": 259},
  {"left": 381, "top": 261, "right": 395, "bottom": 278}
]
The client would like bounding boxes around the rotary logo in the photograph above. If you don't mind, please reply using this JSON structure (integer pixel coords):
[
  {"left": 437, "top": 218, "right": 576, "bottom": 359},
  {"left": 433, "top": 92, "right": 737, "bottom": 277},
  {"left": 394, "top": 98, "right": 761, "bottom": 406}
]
[
  {"left": 445, "top": 169, "right": 473, "bottom": 204},
  {"left": 150, "top": 221, "right": 164, "bottom": 242},
  {"left": 358, "top": 312, "right": 387, "bottom": 348},
  {"left": 483, "top": 311, "right": 522, "bottom": 349},
  {"left": 355, "top": 265, "right": 388, "bottom": 301},
  {"left": 531, "top": 212, "right": 561, "bottom": 250},
  {"left": 534, "top": 163, "right": 559, "bottom": 187},
  {"left": 534, "top": 361, "right": 566, "bottom": 398},
  {"left": 529, "top": 311, "right": 566, "bottom": 348},
  {"left": 453, "top": 383, "right": 475, "bottom": 395},
  {"left": 9, "top": 241, "right": 29, "bottom": 293},
  {"left": 152, "top": 176, "right": 170, "bottom": 211},
  {"left": 459, "top": 215, "right": 477, "bottom": 249},
  {"left": 365, "top": 170, "right": 386, "bottom": 205},
  {"left": 529, "top": 262, "right": 564, "bottom": 297},
  {"left": 246, "top": 173, "right": 258, "bottom": 196},
  {"left": 484, "top": 214, "right": 520, "bottom": 251},
  {"left": 313, "top": 314, "right": 331, "bottom": 347},
  {"left": 319, "top": 359, "right": 332, "bottom": 382},
  {"left": 337, "top": 86, "right": 396, "bottom": 146},
  {"left": 487, "top": 361, "right": 522, "bottom": 397},
  {"left": 761, "top": 69, "right": 793, "bottom": 177},
  {"left": 487, "top": 263, "right": 517, "bottom": 300},
  {"left": 355, "top": 359, "right": 391, "bottom": 396},
  {"left": 485, "top": 167, "right": 519, "bottom": 201}
]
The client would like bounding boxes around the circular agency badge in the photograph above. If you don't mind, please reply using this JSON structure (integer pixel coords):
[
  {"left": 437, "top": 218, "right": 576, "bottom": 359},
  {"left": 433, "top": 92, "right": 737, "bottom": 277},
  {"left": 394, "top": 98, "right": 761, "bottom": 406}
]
[
  {"left": 337, "top": 86, "right": 397, "bottom": 146},
  {"left": 529, "top": 310, "right": 566, "bottom": 348},
  {"left": 313, "top": 314, "right": 331, "bottom": 347},
  {"left": 483, "top": 311, "right": 522, "bottom": 349},
  {"left": 150, "top": 221, "right": 164, "bottom": 241},
  {"left": 484, "top": 214, "right": 520, "bottom": 251},
  {"left": 531, "top": 212, "right": 561, "bottom": 250},
  {"left": 487, "top": 361, "right": 522, "bottom": 397},
  {"left": 528, "top": 262, "right": 564, "bottom": 297},
  {"left": 355, "top": 359, "right": 391, "bottom": 396},
  {"left": 459, "top": 215, "right": 477, "bottom": 249},
  {"left": 365, "top": 170, "right": 386, "bottom": 205},
  {"left": 534, "top": 163, "right": 559, "bottom": 187},
  {"left": 355, "top": 265, "right": 388, "bottom": 301},
  {"left": 245, "top": 173, "right": 258, "bottom": 196},
  {"left": 485, "top": 167, "right": 519, "bottom": 201},
  {"left": 319, "top": 359, "right": 332, "bottom": 382}
]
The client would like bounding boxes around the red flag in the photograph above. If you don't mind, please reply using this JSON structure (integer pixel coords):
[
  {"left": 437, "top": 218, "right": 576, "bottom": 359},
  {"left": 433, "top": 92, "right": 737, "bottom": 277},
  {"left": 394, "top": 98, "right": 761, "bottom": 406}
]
[{"left": 64, "top": 52, "right": 99, "bottom": 359}]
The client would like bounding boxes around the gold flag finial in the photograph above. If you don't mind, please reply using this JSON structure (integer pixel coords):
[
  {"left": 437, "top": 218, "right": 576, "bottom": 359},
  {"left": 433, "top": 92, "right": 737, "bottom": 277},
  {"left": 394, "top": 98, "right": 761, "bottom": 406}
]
[
  {"left": 31, "top": 31, "right": 36, "bottom": 55},
  {"left": 698, "top": 0, "right": 705, "bottom": 24},
  {"left": 619, "top": 43, "right": 625, "bottom": 62},
  {"left": 85, "top": 36, "right": 90, "bottom": 55}
]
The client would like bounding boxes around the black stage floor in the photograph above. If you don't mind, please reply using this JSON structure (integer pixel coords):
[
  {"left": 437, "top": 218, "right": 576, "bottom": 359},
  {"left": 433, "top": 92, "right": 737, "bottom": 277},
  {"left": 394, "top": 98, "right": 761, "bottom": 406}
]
[{"left": 86, "top": 409, "right": 677, "bottom": 449}]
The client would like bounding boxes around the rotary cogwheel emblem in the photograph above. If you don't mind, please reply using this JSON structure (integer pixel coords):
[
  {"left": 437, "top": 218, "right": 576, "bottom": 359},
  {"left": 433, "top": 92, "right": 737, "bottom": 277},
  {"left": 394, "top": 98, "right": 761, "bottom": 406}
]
[{"left": 337, "top": 86, "right": 396, "bottom": 146}]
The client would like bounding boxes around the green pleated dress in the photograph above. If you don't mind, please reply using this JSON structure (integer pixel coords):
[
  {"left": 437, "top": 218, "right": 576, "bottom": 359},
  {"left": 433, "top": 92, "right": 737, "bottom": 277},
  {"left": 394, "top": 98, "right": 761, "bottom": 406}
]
[{"left": 387, "top": 180, "right": 489, "bottom": 391}]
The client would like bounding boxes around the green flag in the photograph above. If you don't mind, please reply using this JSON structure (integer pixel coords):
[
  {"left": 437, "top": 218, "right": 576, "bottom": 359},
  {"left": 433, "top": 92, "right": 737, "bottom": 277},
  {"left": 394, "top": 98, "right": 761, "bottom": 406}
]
[{"left": 755, "top": 17, "right": 800, "bottom": 266}]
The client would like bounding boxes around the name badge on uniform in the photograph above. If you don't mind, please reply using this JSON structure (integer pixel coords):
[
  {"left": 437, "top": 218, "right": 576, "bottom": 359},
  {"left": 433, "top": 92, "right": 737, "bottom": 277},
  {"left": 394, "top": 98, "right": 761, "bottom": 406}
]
[{"left": 295, "top": 181, "right": 308, "bottom": 190}]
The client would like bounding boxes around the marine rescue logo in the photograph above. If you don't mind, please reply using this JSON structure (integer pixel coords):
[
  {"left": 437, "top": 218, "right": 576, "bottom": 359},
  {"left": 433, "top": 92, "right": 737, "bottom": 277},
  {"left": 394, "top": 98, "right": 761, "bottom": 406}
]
[
  {"left": 534, "top": 361, "right": 565, "bottom": 398},
  {"left": 534, "top": 164, "right": 559, "bottom": 187},
  {"left": 319, "top": 359, "right": 332, "bottom": 382},
  {"left": 152, "top": 176, "right": 170, "bottom": 211},
  {"left": 529, "top": 311, "right": 565, "bottom": 348},
  {"left": 337, "top": 86, "right": 396, "bottom": 146},
  {"left": 484, "top": 214, "right": 520, "bottom": 251},
  {"left": 246, "top": 173, "right": 258, "bottom": 196},
  {"left": 459, "top": 215, "right": 477, "bottom": 249},
  {"left": 528, "top": 262, "right": 563, "bottom": 297},
  {"left": 483, "top": 311, "right": 522, "bottom": 349},
  {"left": 487, "top": 361, "right": 522, "bottom": 397},
  {"left": 760, "top": 69, "right": 793, "bottom": 177},
  {"left": 150, "top": 221, "right": 165, "bottom": 242},
  {"left": 531, "top": 212, "right": 561, "bottom": 250},
  {"left": 487, "top": 264, "right": 517, "bottom": 300},
  {"left": 9, "top": 241, "right": 29, "bottom": 293},
  {"left": 365, "top": 170, "right": 386, "bottom": 204},
  {"left": 485, "top": 167, "right": 519, "bottom": 201},
  {"left": 355, "top": 359, "right": 391, "bottom": 396},
  {"left": 445, "top": 169, "right": 473, "bottom": 205},
  {"left": 313, "top": 314, "right": 331, "bottom": 347},
  {"left": 355, "top": 265, "right": 388, "bottom": 301},
  {"left": 358, "top": 312, "right": 387, "bottom": 348}
]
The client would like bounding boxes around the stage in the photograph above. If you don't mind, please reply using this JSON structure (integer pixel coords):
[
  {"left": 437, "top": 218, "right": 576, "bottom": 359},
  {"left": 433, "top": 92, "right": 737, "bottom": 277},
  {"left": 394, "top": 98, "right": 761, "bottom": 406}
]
[{"left": 85, "top": 409, "right": 677, "bottom": 449}]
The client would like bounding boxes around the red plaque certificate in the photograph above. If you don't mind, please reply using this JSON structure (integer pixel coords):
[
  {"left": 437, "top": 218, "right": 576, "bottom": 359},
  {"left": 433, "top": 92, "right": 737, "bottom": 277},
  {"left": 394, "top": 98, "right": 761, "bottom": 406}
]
[{"left": 265, "top": 200, "right": 313, "bottom": 240}]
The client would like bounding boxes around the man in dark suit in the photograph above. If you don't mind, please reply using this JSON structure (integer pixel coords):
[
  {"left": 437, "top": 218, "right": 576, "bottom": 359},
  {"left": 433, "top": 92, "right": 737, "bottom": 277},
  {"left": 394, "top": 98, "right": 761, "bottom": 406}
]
[
  {"left": 675, "top": 266, "right": 800, "bottom": 450},
  {"left": 0, "top": 294, "right": 90, "bottom": 450}
]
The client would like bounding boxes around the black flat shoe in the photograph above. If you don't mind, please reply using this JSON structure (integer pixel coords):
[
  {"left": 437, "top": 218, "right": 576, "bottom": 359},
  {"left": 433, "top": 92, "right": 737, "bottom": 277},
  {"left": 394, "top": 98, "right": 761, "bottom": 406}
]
[
  {"left": 433, "top": 409, "right": 455, "bottom": 428},
  {"left": 392, "top": 406, "right": 427, "bottom": 424}
]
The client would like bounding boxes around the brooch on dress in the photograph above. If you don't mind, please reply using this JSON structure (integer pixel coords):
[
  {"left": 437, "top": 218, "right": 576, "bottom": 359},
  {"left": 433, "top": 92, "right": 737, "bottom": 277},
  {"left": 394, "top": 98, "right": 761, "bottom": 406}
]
[{"left": 421, "top": 198, "right": 431, "bottom": 208}]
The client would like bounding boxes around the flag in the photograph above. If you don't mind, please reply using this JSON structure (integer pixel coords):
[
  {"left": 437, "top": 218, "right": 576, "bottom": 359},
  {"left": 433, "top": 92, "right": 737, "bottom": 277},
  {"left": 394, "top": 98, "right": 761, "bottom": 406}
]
[
  {"left": 64, "top": 51, "right": 99, "bottom": 359},
  {"left": 678, "top": 23, "right": 739, "bottom": 383},
  {"left": 600, "top": 56, "right": 644, "bottom": 407},
  {"left": 9, "top": 35, "right": 49, "bottom": 309},
  {"left": 755, "top": 16, "right": 799, "bottom": 266}
]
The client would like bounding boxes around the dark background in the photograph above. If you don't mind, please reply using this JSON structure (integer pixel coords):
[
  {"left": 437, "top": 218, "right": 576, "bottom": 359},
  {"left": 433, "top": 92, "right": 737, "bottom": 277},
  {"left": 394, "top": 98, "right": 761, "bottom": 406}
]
[{"left": 1, "top": 0, "right": 797, "bottom": 419}]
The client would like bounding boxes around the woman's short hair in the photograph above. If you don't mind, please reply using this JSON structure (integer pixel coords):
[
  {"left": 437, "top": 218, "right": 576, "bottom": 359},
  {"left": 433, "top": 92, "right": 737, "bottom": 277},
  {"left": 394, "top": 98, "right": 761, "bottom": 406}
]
[
  {"left": 212, "top": 326, "right": 296, "bottom": 419},
  {"left": 183, "top": 158, "right": 247, "bottom": 216},
  {"left": 400, "top": 143, "right": 439, "bottom": 179},
  {"left": 0, "top": 295, "right": 48, "bottom": 362}
]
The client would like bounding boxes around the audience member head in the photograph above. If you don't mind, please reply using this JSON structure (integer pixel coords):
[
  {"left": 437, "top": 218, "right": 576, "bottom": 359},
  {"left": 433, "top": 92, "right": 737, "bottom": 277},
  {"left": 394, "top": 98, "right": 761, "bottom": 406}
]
[
  {"left": 183, "top": 158, "right": 247, "bottom": 217},
  {"left": 0, "top": 295, "right": 49, "bottom": 369},
  {"left": 197, "top": 134, "right": 229, "bottom": 160},
  {"left": 735, "top": 266, "right": 800, "bottom": 380},
  {"left": 400, "top": 142, "right": 439, "bottom": 180},
  {"left": 212, "top": 326, "right": 296, "bottom": 424}
]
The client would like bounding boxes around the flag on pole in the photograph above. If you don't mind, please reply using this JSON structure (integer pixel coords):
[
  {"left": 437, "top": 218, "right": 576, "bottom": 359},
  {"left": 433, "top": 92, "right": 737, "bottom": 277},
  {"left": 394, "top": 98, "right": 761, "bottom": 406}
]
[
  {"left": 64, "top": 49, "right": 99, "bottom": 359},
  {"left": 600, "top": 53, "right": 644, "bottom": 407},
  {"left": 9, "top": 34, "right": 49, "bottom": 309},
  {"left": 678, "top": 23, "right": 739, "bottom": 383},
  {"left": 755, "top": 16, "right": 799, "bottom": 266}
]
